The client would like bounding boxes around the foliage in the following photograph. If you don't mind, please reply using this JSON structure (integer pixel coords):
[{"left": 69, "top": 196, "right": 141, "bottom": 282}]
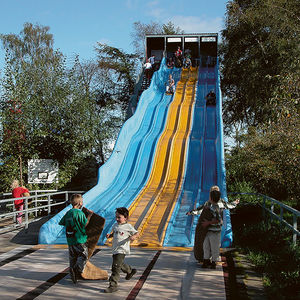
[
  {"left": 226, "top": 181, "right": 259, "bottom": 205},
  {"left": 222, "top": 0, "right": 300, "bottom": 206},
  {"left": 162, "top": 21, "right": 184, "bottom": 35},
  {"left": 131, "top": 21, "right": 162, "bottom": 57},
  {"left": 220, "top": 0, "right": 300, "bottom": 128},
  {"left": 225, "top": 71, "right": 300, "bottom": 206},
  {"left": 71, "top": 56, "right": 126, "bottom": 164},
  {"left": 0, "top": 23, "right": 140, "bottom": 192},
  {"left": 233, "top": 219, "right": 300, "bottom": 299},
  {"left": 131, "top": 21, "right": 184, "bottom": 57},
  {"left": 94, "top": 43, "right": 138, "bottom": 111},
  {"left": 0, "top": 24, "right": 101, "bottom": 191}
]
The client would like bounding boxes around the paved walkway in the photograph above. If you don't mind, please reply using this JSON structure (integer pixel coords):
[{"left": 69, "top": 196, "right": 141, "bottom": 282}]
[
  {"left": 0, "top": 246, "right": 226, "bottom": 300},
  {"left": 0, "top": 218, "right": 266, "bottom": 299}
]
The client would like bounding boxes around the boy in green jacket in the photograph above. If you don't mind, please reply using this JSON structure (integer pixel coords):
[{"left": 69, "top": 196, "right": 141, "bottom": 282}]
[{"left": 59, "top": 194, "right": 93, "bottom": 283}]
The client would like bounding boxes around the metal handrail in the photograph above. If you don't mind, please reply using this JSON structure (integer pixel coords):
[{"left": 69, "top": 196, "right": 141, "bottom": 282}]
[
  {"left": 0, "top": 190, "right": 84, "bottom": 233},
  {"left": 228, "top": 192, "right": 300, "bottom": 244}
]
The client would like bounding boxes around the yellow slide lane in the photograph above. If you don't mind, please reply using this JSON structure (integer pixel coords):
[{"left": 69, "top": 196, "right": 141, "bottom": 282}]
[{"left": 129, "top": 67, "right": 198, "bottom": 248}]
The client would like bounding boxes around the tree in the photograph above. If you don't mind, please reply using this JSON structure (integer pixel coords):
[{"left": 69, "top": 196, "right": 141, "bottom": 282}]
[
  {"left": 220, "top": 0, "right": 300, "bottom": 128},
  {"left": 162, "top": 21, "right": 184, "bottom": 35},
  {"left": 221, "top": 1, "right": 300, "bottom": 205},
  {"left": 225, "top": 71, "right": 300, "bottom": 206},
  {"left": 0, "top": 23, "right": 101, "bottom": 190},
  {"left": 131, "top": 21, "right": 184, "bottom": 57},
  {"left": 72, "top": 56, "right": 127, "bottom": 164},
  {"left": 94, "top": 43, "right": 138, "bottom": 111},
  {"left": 131, "top": 21, "right": 162, "bottom": 58}
]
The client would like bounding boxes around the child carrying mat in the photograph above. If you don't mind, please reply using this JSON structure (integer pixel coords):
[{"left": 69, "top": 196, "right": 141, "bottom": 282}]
[
  {"left": 193, "top": 206, "right": 213, "bottom": 262},
  {"left": 81, "top": 207, "right": 108, "bottom": 280},
  {"left": 187, "top": 186, "right": 239, "bottom": 268}
]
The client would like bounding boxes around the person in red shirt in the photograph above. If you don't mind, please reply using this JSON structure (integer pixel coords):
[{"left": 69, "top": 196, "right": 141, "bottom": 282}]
[
  {"left": 175, "top": 46, "right": 182, "bottom": 58},
  {"left": 174, "top": 46, "right": 183, "bottom": 67},
  {"left": 11, "top": 179, "right": 30, "bottom": 225}
]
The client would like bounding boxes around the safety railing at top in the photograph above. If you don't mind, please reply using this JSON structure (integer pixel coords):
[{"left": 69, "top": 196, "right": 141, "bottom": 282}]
[
  {"left": 126, "top": 54, "right": 217, "bottom": 120},
  {"left": 125, "top": 57, "right": 147, "bottom": 120},
  {"left": 228, "top": 192, "right": 300, "bottom": 245},
  {"left": 194, "top": 55, "right": 217, "bottom": 68},
  {"left": 0, "top": 190, "right": 84, "bottom": 233}
]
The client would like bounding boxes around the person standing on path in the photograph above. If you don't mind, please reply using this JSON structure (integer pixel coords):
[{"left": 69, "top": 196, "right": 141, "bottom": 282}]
[
  {"left": 59, "top": 194, "right": 93, "bottom": 284},
  {"left": 11, "top": 179, "right": 30, "bottom": 225},
  {"left": 104, "top": 207, "right": 139, "bottom": 293},
  {"left": 187, "top": 186, "right": 239, "bottom": 268}
]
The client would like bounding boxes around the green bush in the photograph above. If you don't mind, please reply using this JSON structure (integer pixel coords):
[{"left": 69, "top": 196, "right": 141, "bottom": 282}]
[{"left": 234, "top": 218, "right": 300, "bottom": 299}]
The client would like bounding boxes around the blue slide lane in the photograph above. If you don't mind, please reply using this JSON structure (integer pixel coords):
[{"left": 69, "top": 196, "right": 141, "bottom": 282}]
[
  {"left": 39, "top": 59, "right": 181, "bottom": 244},
  {"left": 164, "top": 62, "right": 233, "bottom": 247}
]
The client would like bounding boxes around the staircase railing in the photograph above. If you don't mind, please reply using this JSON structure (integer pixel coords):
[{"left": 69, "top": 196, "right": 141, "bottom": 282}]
[
  {"left": 0, "top": 190, "right": 83, "bottom": 233},
  {"left": 228, "top": 192, "right": 300, "bottom": 245}
]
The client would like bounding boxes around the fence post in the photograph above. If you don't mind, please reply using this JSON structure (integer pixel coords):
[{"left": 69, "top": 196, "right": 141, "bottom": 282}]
[
  {"left": 293, "top": 215, "right": 297, "bottom": 245},
  {"left": 279, "top": 205, "right": 283, "bottom": 223},
  {"left": 13, "top": 205, "right": 16, "bottom": 223},
  {"left": 47, "top": 195, "right": 51, "bottom": 215},
  {"left": 270, "top": 203, "right": 274, "bottom": 220},
  {"left": 24, "top": 199, "right": 29, "bottom": 229},
  {"left": 262, "top": 195, "right": 266, "bottom": 219},
  {"left": 65, "top": 192, "right": 68, "bottom": 207},
  {"left": 34, "top": 191, "right": 38, "bottom": 217}
]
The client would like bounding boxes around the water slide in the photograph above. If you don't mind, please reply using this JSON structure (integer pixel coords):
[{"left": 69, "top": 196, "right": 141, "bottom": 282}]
[{"left": 39, "top": 58, "right": 233, "bottom": 248}]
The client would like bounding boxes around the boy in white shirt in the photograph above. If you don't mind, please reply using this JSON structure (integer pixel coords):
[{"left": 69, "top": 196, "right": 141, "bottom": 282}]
[{"left": 104, "top": 207, "right": 139, "bottom": 293}]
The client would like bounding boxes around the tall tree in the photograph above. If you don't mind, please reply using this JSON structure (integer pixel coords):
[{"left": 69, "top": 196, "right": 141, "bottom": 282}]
[
  {"left": 131, "top": 21, "right": 184, "bottom": 57},
  {"left": 94, "top": 43, "right": 138, "bottom": 111},
  {"left": 220, "top": 0, "right": 300, "bottom": 128},
  {"left": 72, "top": 56, "right": 126, "bottom": 164},
  {"left": 131, "top": 21, "right": 162, "bottom": 58},
  {"left": 162, "top": 21, "right": 184, "bottom": 35},
  {"left": 0, "top": 23, "right": 100, "bottom": 190},
  {"left": 222, "top": 1, "right": 300, "bottom": 204}
]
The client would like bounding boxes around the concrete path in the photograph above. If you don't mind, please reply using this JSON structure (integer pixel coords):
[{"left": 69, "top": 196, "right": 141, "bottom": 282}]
[
  {"left": 0, "top": 244, "right": 226, "bottom": 300},
  {"left": 0, "top": 217, "right": 267, "bottom": 299}
]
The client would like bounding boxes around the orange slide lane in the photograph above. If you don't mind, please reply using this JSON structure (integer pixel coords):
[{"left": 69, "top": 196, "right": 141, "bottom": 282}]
[{"left": 128, "top": 67, "right": 198, "bottom": 248}]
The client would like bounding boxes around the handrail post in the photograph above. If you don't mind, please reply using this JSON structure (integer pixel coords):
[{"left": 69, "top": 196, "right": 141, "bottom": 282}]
[
  {"left": 280, "top": 205, "right": 283, "bottom": 223},
  {"left": 34, "top": 191, "right": 38, "bottom": 217},
  {"left": 47, "top": 195, "right": 51, "bottom": 215},
  {"left": 270, "top": 203, "right": 274, "bottom": 220},
  {"left": 65, "top": 192, "right": 68, "bottom": 207},
  {"left": 24, "top": 199, "right": 29, "bottom": 229},
  {"left": 262, "top": 195, "right": 266, "bottom": 219},
  {"left": 293, "top": 215, "right": 297, "bottom": 245},
  {"left": 13, "top": 205, "right": 16, "bottom": 223}
]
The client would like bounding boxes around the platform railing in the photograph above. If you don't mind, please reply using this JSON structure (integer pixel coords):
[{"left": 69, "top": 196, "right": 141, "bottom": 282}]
[
  {"left": 228, "top": 192, "right": 300, "bottom": 245},
  {"left": 194, "top": 55, "right": 217, "bottom": 68},
  {"left": 0, "top": 190, "right": 84, "bottom": 233}
]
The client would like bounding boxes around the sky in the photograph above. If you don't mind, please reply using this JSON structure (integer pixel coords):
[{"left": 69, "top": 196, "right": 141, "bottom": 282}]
[{"left": 0, "top": 0, "right": 228, "bottom": 66}]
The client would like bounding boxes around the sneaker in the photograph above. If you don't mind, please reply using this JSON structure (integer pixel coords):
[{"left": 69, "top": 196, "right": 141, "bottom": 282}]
[
  {"left": 125, "top": 268, "right": 137, "bottom": 280},
  {"left": 69, "top": 267, "right": 77, "bottom": 284},
  {"left": 201, "top": 259, "right": 211, "bottom": 268},
  {"left": 104, "top": 286, "right": 118, "bottom": 293},
  {"left": 210, "top": 261, "right": 216, "bottom": 269}
]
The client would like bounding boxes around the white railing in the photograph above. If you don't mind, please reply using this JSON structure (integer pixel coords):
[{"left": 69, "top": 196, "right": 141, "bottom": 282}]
[
  {"left": 228, "top": 192, "right": 300, "bottom": 245},
  {"left": 0, "top": 190, "right": 84, "bottom": 233}
]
